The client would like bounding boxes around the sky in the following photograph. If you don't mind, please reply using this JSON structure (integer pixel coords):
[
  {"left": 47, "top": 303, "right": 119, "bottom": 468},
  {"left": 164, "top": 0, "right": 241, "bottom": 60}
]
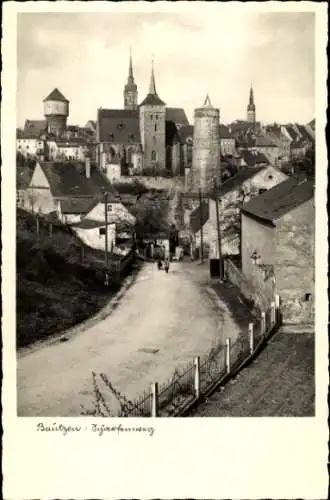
[{"left": 16, "top": 10, "right": 315, "bottom": 128}]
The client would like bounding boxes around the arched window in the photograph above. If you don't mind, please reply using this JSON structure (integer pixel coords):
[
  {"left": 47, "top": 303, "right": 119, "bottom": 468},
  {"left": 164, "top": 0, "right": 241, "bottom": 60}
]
[{"left": 151, "top": 150, "right": 157, "bottom": 162}]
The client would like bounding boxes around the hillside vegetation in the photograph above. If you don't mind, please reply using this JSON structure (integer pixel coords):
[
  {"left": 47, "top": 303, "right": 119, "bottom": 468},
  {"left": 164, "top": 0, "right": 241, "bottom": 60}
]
[{"left": 17, "top": 209, "right": 129, "bottom": 348}]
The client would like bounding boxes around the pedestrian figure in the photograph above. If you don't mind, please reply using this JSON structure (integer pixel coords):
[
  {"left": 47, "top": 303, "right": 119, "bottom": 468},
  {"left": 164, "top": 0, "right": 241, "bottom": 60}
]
[
  {"left": 157, "top": 259, "right": 163, "bottom": 270},
  {"left": 104, "top": 270, "right": 110, "bottom": 287},
  {"left": 164, "top": 257, "right": 170, "bottom": 274}
]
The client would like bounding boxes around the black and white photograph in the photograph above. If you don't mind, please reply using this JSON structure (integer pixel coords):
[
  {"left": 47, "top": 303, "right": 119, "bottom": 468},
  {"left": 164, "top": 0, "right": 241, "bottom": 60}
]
[
  {"left": 2, "top": 1, "right": 328, "bottom": 499},
  {"left": 15, "top": 7, "right": 318, "bottom": 419}
]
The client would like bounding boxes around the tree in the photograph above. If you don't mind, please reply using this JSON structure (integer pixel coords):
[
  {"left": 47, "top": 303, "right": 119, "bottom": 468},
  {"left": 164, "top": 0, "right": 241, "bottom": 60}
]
[{"left": 131, "top": 195, "right": 169, "bottom": 238}]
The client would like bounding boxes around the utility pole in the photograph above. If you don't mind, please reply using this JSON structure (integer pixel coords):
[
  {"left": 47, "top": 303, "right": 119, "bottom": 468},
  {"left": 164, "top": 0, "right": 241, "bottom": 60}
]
[
  {"left": 214, "top": 178, "right": 224, "bottom": 281},
  {"left": 199, "top": 187, "right": 204, "bottom": 263},
  {"left": 104, "top": 191, "right": 109, "bottom": 270}
]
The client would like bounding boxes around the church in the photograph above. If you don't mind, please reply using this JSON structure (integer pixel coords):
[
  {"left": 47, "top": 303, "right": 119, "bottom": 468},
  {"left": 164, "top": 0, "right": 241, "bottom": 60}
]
[{"left": 96, "top": 53, "right": 190, "bottom": 177}]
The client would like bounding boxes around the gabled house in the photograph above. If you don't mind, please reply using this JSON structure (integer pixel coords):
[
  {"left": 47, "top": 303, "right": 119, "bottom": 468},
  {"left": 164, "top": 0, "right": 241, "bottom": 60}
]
[
  {"left": 26, "top": 159, "right": 118, "bottom": 221},
  {"left": 71, "top": 218, "right": 117, "bottom": 253},
  {"left": 240, "top": 177, "right": 315, "bottom": 324},
  {"left": 219, "top": 125, "right": 236, "bottom": 156},
  {"left": 207, "top": 165, "right": 289, "bottom": 257},
  {"left": 253, "top": 136, "right": 280, "bottom": 166}
]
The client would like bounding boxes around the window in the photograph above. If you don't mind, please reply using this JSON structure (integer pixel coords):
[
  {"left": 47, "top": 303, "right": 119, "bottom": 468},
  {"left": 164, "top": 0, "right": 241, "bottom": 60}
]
[
  {"left": 151, "top": 150, "right": 157, "bottom": 161},
  {"left": 107, "top": 204, "right": 112, "bottom": 212},
  {"left": 155, "top": 114, "right": 158, "bottom": 120},
  {"left": 99, "top": 227, "right": 106, "bottom": 236},
  {"left": 268, "top": 174, "right": 273, "bottom": 180},
  {"left": 305, "top": 293, "right": 311, "bottom": 302},
  {"left": 150, "top": 114, "right": 153, "bottom": 120},
  {"left": 155, "top": 124, "right": 157, "bottom": 132}
]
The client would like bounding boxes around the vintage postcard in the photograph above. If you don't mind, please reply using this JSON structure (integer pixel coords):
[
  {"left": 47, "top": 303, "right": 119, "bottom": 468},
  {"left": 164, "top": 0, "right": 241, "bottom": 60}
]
[{"left": 2, "top": 1, "right": 328, "bottom": 499}]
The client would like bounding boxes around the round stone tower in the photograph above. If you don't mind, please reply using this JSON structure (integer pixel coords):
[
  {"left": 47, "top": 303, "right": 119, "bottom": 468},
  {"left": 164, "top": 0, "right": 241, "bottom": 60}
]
[
  {"left": 191, "top": 95, "right": 220, "bottom": 194},
  {"left": 43, "top": 88, "right": 69, "bottom": 137}
]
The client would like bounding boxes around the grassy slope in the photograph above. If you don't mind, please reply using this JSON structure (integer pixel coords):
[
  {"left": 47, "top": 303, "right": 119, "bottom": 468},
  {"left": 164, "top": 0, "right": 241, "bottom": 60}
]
[
  {"left": 191, "top": 330, "right": 314, "bottom": 417},
  {"left": 17, "top": 209, "right": 124, "bottom": 348}
]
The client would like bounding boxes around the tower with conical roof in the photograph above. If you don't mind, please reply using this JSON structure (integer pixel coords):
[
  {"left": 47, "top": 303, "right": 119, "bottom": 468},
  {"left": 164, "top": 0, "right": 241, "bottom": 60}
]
[
  {"left": 124, "top": 49, "right": 138, "bottom": 110},
  {"left": 139, "top": 57, "right": 166, "bottom": 174},
  {"left": 191, "top": 94, "right": 220, "bottom": 193},
  {"left": 247, "top": 85, "right": 256, "bottom": 123},
  {"left": 43, "top": 88, "right": 69, "bottom": 137}
]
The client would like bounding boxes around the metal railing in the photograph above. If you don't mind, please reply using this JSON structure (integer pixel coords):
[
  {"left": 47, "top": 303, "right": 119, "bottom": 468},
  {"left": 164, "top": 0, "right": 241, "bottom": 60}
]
[{"left": 124, "top": 299, "right": 280, "bottom": 417}]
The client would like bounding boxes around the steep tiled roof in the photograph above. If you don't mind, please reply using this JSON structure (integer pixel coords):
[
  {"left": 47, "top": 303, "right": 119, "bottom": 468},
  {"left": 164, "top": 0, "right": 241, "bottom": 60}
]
[
  {"left": 97, "top": 109, "right": 140, "bottom": 144},
  {"left": 43, "top": 88, "right": 69, "bottom": 102},
  {"left": 72, "top": 219, "right": 107, "bottom": 229},
  {"left": 241, "top": 177, "right": 314, "bottom": 223},
  {"left": 165, "top": 121, "right": 179, "bottom": 146},
  {"left": 22, "top": 120, "right": 47, "bottom": 139},
  {"left": 308, "top": 119, "right": 315, "bottom": 130},
  {"left": 285, "top": 125, "right": 299, "bottom": 142},
  {"left": 38, "top": 161, "right": 119, "bottom": 199},
  {"left": 59, "top": 197, "right": 99, "bottom": 214},
  {"left": 295, "top": 124, "right": 314, "bottom": 142},
  {"left": 139, "top": 93, "right": 166, "bottom": 106},
  {"left": 166, "top": 108, "right": 189, "bottom": 127},
  {"left": 178, "top": 125, "right": 194, "bottom": 143},
  {"left": 212, "top": 166, "right": 266, "bottom": 198},
  {"left": 190, "top": 201, "right": 209, "bottom": 234},
  {"left": 241, "top": 150, "right": 269, "bottom": 167},
  {"left": 219, "top": 124, "right": 234, "bottom": 139},
  {"left": 255, "top": 136, "right": 277, "bottom": 147}
]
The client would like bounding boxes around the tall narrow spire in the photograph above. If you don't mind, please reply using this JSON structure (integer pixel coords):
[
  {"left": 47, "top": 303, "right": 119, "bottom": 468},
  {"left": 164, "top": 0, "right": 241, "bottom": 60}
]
[
  {"left": 149, "top": 55, "right": 157, "bottom": 95},
  {"left": 247, "top": 84, "right": 256, "bottom": 123},
  {"left": 124, "top": 48, "right": 138, "bottom": 110},
  {"left": 127, "top": 47, "right": 135, "bottom": 85},
  {"left": 249, "top": 85, "right": 254, "bottom": 107}
]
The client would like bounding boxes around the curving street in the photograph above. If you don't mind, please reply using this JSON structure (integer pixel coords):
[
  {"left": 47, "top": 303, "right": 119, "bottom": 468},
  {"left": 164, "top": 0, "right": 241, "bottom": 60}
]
[{"left": 17, "top": 261, "right": 242, "bottom": 416}]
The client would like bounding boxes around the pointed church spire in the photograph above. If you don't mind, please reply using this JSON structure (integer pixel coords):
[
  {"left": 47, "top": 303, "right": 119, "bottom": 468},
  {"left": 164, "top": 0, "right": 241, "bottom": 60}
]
[
  {"left": 249, "top": 85, "right": 254, "bottom": 106},
  {"left": 124, "top": 48, "right": 138, "bottom": 110},
  {"left": 128, "top": 47, "right": 133, "bottom": 80},
  {"left": 149, "top": 55, "right": 157, "bottom": 95},
  {"left": 203, "top": 94, "right": 213, "bottom": 107},
  {"left": 126, "top": 47, "right": 135, "bottom": 85},
  {"left": 247, "top": 84, "right": 256, "bottom": 122}
]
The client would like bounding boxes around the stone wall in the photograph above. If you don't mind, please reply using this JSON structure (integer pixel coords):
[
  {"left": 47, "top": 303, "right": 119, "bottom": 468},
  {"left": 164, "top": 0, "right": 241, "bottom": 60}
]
[
  {"left": 115, "top": 175, "right": 185, "bottom": 192},
  {"left": 275, "top": 199, "right": 315, "bottom": 324},
  {"left": 224, "top": 258, "right": 270, "bottom": 312}
]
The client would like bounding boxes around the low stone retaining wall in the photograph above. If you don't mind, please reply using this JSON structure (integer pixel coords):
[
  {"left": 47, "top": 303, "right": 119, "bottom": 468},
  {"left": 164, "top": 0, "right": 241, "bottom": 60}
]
[{"left": 224, "top": 258, "right": 270, "bottom": 313}]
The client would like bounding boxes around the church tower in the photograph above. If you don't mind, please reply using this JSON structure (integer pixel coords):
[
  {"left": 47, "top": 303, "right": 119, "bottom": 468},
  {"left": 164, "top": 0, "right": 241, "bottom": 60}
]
[
  {"left": 139, "top": 58, "right": 166, "bottom": 174},
  {"left": 247, "top": 85, "right": 256, "bottom": 123},
  {"left": 124, "top": 49, "right": 138, "bottom": 110}
]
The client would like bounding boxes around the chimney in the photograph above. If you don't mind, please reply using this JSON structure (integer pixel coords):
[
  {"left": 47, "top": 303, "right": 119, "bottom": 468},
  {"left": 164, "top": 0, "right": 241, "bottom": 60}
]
[{"left": 85, "top": 157, "right": 91, "bottom": 179}]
